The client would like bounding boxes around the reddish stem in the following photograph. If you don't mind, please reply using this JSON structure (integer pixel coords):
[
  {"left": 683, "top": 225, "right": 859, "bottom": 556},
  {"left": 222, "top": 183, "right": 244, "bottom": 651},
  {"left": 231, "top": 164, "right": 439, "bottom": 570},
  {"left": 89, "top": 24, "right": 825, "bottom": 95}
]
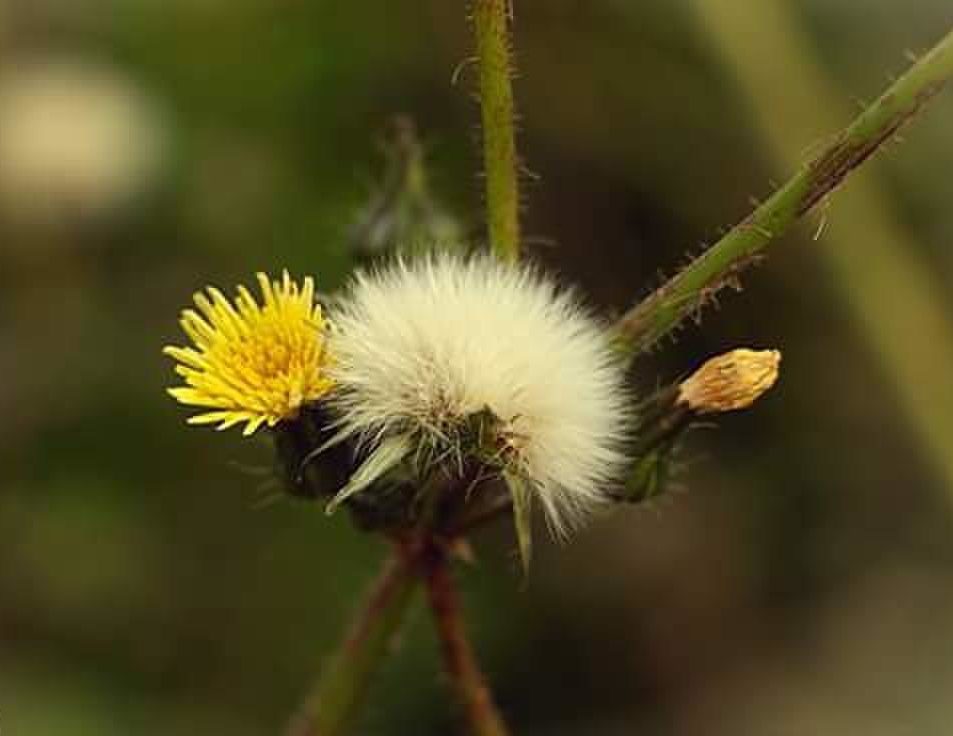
[{"left": 423, "top": 543, "right": 510, "bottom": 736}]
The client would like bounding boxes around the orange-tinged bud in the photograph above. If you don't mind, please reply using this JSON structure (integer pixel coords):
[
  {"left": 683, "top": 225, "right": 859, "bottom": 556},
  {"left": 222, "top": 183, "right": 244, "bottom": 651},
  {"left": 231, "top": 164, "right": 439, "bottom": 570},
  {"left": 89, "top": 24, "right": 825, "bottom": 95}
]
[{"left": 678, "top": 349, "right": 781, "bottom": 414}]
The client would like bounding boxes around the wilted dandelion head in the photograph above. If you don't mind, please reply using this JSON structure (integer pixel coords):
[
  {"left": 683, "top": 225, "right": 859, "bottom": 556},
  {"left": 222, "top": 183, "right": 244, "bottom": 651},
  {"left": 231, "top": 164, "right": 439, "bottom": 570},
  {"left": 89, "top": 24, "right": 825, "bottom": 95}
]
[
  {"left": 328, "top": 254, "right": 630, "bottom": 534},
  {"left": 164, "top": 272, "right": 334, "bottom": 436}
]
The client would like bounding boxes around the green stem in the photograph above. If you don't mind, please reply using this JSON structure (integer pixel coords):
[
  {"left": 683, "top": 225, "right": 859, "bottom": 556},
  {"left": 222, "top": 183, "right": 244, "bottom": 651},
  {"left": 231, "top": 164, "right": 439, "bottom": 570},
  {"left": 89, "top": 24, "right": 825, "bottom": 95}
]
[
  {"left": 614, "top": 26, "right": 953, "bottom": 354},
  {"left": 424, "top": 544, "right": 510, "bottom": 736},
  {"left": 287, "top": 545, "right": 419, "bottom": 736},
  {"left": 473, "top": 0, "right": 521, "bottom": 262},
  {"left": 691, "top": 2, "right": 953, "bottom": 513}
]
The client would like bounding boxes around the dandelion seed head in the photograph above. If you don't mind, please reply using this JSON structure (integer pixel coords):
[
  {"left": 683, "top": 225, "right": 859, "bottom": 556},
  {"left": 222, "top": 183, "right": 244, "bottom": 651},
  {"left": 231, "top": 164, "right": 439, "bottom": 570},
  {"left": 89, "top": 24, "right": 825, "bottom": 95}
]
[{"left": 328, "top": 254, "right": 630, "bottom": 534}]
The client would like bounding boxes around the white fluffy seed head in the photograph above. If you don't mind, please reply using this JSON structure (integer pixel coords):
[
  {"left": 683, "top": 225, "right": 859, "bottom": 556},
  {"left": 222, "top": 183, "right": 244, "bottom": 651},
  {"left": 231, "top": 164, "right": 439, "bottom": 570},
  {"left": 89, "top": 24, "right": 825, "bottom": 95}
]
[{"left": 327, "top": 254, "right": 631, "bottom": 535}]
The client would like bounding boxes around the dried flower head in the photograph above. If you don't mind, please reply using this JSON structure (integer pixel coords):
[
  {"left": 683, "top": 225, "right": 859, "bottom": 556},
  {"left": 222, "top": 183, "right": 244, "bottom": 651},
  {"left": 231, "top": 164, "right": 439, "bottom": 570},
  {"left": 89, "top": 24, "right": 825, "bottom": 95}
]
[
  {"left": 327, "top": 254, "right": 630, "bottom": 534},
  {"left": 678, "top": 348, "right": 781, "bottom": 414},
  {"left": 164, "top": 272, "right": 334, "bottom": 435}
]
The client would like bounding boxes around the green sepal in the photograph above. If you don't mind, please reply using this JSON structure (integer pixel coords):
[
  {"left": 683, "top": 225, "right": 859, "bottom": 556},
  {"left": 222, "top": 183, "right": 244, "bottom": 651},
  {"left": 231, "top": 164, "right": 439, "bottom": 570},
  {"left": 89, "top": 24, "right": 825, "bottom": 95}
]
[
  {"left": 272, "top": 404, "right": 352, "bottom": 500},
  {"left": 615, "top": 383, "right": 692, "bottom": 504},
  {"left": 623, "top": 447, "right": 672, "bottom": 504},
  {"left": 503, "top": 471, "right": 533, "bottom": 574},
  {"left": 326, "top": 434, "right": 413, "bottom": 515}
]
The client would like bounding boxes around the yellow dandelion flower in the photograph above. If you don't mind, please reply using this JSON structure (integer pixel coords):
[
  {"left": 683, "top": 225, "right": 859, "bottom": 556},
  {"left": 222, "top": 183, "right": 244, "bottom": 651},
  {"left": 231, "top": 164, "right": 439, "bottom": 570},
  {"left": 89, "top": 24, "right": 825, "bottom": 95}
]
[{"left": 164, "top": 271, "right": 334, "bottom": 436}]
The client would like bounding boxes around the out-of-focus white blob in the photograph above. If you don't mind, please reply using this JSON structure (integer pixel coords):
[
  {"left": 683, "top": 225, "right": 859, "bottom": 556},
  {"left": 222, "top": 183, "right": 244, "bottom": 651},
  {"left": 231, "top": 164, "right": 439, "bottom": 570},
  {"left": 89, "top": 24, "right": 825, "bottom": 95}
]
[{"left": 0, "top": 60, "right": 167, "bottom": 226}]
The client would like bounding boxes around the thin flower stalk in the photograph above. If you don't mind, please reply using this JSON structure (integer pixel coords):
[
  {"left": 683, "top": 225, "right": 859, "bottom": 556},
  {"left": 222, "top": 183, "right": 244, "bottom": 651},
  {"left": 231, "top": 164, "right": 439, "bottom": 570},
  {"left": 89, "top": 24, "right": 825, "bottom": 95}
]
[
  {"left": 614, "top": 26, "right": 953, "bottom": 355},
  {"left": 287, "top": 544, "right": 420, "bottom": 736},
  {"left": 691, "top": 0, "right": 953, "bottom": 503},
  {"left": 473, "top": 0, "right": 522, "bottom": 262},
  {"left": 424, "top": 544, "right": 510, "bottom": 736}
]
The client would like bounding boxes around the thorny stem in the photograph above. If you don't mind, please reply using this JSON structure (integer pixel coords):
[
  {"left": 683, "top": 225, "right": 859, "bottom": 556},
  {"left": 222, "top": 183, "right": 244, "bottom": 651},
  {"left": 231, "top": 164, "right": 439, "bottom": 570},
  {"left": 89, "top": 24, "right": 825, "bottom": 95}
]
[
  {"left": 614, "top": 26, "right": 953, "bottom": 355},
  {"left": 286, "top": 542, "right": 419, "bottom": 736},
  {"left": 284, "top": 485, "right": 509, "bottom": 736},
  {"left": 472, "top": 0, "right": 522, "bottom": 262},
  {"left": 691, "top": 0, "right": 953, "bottom": 500},
  {"left": 424, "top": 543, "right": 511, "bottom": 736}
]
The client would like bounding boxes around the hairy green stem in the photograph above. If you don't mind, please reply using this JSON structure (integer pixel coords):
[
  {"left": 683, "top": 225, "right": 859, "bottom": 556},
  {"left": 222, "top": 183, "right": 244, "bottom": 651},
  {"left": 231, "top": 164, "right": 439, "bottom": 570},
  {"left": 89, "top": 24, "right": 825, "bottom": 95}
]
[
  {"left": 614, "top": 26, "right": 953, "bottom": 354},
  {"left": 424, "top": 544, "right": 510, "bottom": 736},
  {"left": 287, "top": 545, "right": 419, "bottom": 736},
  {"left": 473, "top": 0, "right": 521, "bottom": 261},
  {"left": 690, "top": 3, "right": 953, "bottom": 512}
]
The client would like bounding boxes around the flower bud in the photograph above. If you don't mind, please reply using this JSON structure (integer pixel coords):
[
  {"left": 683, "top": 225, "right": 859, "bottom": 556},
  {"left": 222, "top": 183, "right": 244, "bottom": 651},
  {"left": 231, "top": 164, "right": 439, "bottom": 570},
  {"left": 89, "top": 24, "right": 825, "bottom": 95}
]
[{"left": 678, "top": 349, "right": 781, "bottom": 415}]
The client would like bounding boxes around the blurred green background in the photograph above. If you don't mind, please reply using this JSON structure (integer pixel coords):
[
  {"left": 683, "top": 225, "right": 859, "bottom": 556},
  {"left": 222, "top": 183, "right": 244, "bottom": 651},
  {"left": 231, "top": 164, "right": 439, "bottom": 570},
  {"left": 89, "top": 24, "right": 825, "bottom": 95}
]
[{"left": 3, "top": 1, "right": 953, "bottom": 734}]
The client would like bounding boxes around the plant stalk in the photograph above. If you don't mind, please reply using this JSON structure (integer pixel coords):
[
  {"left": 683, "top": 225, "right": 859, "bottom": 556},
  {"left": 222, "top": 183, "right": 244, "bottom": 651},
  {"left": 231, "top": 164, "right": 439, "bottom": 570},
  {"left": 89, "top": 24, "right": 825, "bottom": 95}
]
[
  {"left": 424, "top": 544, "right": 510, "bottom": 736},
  {"left": 473, "top": 0, "right": 521, "bottom": 262},
  {"left": 286, "top": 544, "right": 419, "bottom": 736},
  {"left": 690, "top": 2, "right": 953, "bottom": 513},
  {"left": 614, "top": 26, "right": 953, "bottom": 354}
]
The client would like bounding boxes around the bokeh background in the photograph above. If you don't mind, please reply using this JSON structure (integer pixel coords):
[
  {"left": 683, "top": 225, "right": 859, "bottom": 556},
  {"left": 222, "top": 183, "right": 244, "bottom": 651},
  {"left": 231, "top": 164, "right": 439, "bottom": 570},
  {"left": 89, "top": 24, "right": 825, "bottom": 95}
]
[{"left": 3, "top": 1, "right": 953, "bottom": 734}]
